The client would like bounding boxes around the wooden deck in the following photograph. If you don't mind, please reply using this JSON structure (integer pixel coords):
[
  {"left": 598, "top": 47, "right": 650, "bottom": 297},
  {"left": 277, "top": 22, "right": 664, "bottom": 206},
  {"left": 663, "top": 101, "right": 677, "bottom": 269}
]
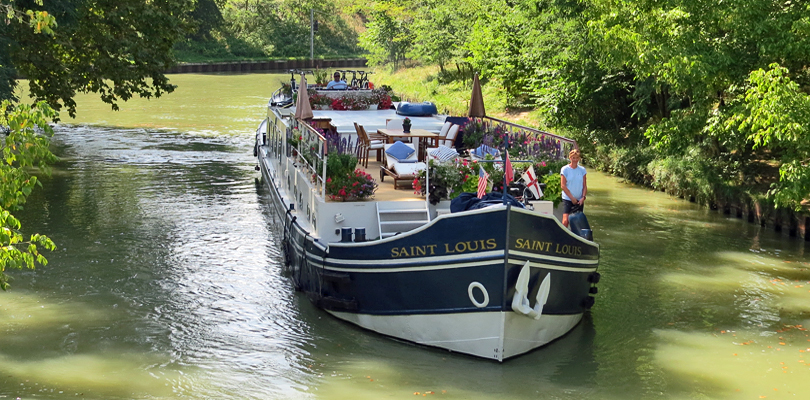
[{"left": 357, "top": 158, "right": 423, "bottom": 202}]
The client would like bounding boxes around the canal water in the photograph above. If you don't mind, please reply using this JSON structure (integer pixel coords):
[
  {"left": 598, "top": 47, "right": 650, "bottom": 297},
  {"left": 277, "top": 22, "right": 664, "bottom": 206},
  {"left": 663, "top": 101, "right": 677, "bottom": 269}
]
[{"left": 2, "top": 73, "right": 809, "bottom": 400}]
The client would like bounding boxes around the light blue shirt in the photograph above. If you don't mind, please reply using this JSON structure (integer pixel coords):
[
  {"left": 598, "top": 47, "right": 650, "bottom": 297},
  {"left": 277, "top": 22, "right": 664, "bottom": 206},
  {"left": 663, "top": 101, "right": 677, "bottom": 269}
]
[
  {"left": 561, "top": 164, "right": 586, "bottom": 200},
  {"left": 327, "top": 80, "right": 347, "bottom": 89}
]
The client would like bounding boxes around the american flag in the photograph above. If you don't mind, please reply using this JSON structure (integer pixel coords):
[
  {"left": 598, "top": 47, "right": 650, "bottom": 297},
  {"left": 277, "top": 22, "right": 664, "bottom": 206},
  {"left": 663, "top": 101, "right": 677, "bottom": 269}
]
[
  {"left": 504, "top": 152, "right": 514, "bottom": 186},
  {"left": 477, "top": 167, "right": 489, "bottom": 199}
]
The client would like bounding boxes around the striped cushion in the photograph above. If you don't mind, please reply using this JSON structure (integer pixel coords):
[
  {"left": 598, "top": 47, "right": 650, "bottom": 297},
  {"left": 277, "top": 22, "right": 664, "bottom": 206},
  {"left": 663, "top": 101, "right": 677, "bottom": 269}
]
[{"left": 429, "top": 145, "right": 458, "bottom": 162}]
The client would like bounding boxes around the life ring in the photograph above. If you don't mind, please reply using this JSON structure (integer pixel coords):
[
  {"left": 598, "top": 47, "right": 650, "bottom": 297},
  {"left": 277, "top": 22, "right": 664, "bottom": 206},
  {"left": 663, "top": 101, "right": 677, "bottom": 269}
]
[{"left": 468, "top": 282, "right": 489, "bottom": 308}]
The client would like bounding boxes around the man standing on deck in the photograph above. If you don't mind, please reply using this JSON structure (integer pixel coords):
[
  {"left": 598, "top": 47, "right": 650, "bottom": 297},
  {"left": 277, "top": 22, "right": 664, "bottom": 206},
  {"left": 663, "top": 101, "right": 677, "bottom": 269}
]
[
  {"left": 561, "top": 149, "right": 587, "bottom": 228},
  {"left": 327, "top": 72, "right": 347, "bottom": 89}
]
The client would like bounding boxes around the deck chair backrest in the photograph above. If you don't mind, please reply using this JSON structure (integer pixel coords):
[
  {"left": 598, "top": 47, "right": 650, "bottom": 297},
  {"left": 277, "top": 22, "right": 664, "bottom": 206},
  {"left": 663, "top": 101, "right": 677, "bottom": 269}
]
[
  {"left": 386, "top": 118, "right": 404, "bottom": 130},
  {"left": 355, "top": 122, "right": 371, "bottom": 145},
  {"left": 359, "top": 125, "right": 372, "bottom": 144},
  {"left": 439, "top": 121, "right": 453, "bottom": 137},
  {"left": 444, "top": 125, "right": 459, "bottom": 145}
]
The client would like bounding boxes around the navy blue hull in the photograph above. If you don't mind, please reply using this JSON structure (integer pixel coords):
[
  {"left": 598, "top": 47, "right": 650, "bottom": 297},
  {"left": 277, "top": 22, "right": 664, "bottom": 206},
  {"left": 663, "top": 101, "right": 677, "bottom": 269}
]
[
  {"left": 268, "top": 183, "right": 598, "bottom": 317},
  {"left": 255, "top": 115, "right": 600, "bottom": 360}
]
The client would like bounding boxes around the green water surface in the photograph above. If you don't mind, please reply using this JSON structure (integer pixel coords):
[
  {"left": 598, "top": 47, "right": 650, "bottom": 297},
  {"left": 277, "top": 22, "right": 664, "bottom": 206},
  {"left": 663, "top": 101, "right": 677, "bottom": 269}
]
[{"left": 2, "top": 73, "right": 809, "bottom": 400}]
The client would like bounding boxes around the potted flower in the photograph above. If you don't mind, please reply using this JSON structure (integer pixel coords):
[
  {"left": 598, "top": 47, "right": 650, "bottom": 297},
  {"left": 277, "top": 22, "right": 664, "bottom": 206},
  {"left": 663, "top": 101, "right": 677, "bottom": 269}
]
[
  {"left": 402, "top": 117, "right": 412, "bottom": 133},
  {"left": 371, "top": 88, "right": 392, "bottom": 110},
  {"left": 414, "top": 158, "right": 478, "bottom": 204},
  {"left": 288, "top": 128, "right": 303, "bottom": 157}
]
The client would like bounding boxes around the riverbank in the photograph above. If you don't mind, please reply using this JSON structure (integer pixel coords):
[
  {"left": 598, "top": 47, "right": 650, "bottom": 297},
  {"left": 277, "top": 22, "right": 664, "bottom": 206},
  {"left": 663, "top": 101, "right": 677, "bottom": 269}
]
[{"left": 372, "top": 64, "right": 810, "bottom": 241}]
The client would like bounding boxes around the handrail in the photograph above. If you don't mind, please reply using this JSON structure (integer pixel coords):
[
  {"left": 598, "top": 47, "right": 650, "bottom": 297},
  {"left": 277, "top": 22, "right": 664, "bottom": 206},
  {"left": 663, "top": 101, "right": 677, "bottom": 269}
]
[
  {"left": 290, "top": 118, "right": 328, "bottom": 198},
  {"left": 483, "top": 116, "right": 578, "bottom": 148}
]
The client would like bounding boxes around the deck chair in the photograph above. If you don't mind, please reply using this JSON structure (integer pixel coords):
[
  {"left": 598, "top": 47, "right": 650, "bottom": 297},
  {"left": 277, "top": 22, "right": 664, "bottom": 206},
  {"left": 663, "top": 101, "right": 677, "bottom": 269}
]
[
  {"left": 380, "top": 142, "right": 426, "bottom": 189},
  {"left": 354, "top": 122, "right": 385, "bottom": 168}
]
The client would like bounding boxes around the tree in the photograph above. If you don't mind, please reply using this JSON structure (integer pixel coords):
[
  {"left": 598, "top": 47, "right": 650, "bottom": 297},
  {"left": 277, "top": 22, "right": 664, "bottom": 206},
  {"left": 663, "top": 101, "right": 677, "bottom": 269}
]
[
  {"left": 0, "top": 101, "right": 57, "bottom": 290},
  {"left": 0, "top": 0, "right": 194, "bottom": 288},
  {"left": 727, "top": 65, "right": 810, "bottom": 211},
  {"left": 358, "top": 1, "right": 414, "bottom": 67},
  {"left": 2, "top": 0, "right": 194, "bottom": 117},
  {"left": 407, "top": 0, "right": 472, "bottom": 72}
]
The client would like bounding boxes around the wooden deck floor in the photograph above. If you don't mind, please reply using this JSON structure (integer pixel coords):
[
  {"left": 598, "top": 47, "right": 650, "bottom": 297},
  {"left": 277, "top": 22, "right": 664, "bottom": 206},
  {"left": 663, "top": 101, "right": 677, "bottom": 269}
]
[{"left": 357, "top": 158, "right": 423, "bottom": 202}]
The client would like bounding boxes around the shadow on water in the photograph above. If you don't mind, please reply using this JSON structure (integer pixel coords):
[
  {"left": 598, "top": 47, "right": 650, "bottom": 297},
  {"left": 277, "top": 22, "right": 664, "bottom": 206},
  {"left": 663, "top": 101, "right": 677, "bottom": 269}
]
[
  {"left": 582, "top": 172, "right": 810, "bottom": 399},
  {"left": 1, "top": 125, "right": 322, "bottom": 399},
  {"left": 281, "top": 292, "right": 599, "bottom": 400}
]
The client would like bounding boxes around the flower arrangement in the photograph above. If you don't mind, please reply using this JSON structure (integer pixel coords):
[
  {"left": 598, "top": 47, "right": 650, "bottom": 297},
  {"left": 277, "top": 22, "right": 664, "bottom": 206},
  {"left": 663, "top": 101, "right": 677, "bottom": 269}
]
[
  {"left": 331, "top": 94, "right": 370, "bottom": 110},
  {"left": 326, "top": 168, "right": 378, "bottom": 201},
  {"left": 414, "top": 158, "right": 480, "bottom": 204},
  {"left": 288, "top": 127, "right": 303, "bottom": 152},
  {"left": 308, "top": 92, "right": 332, "bottom": 109},
  {"left": 371, "top": 88, "right": 393, "bottom": 109}
]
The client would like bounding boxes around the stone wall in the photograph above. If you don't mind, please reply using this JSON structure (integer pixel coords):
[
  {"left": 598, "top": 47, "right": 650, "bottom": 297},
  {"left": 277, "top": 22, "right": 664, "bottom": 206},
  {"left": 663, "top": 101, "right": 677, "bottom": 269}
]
[{"left": 165, "top": 58, "right": 368, "bottom": 74}]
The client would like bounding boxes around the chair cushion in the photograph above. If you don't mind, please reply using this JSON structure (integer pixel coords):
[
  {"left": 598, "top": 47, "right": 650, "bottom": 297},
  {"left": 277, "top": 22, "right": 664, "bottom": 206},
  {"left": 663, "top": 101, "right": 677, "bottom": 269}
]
[
  {"left": 439, "top": 121, "right": 453, "bottom": 136},
  {"left": 472, "top": 144, "right": 500, "bottom": 158},
  {"left": 428, "top": 145, "right": 458, "bottom": 162},
  {"left": 385, "top": 141, "right": 415, "bottom": 162},
  {"left": 393, "top": 162, "right": 426, "bottom": 176}
]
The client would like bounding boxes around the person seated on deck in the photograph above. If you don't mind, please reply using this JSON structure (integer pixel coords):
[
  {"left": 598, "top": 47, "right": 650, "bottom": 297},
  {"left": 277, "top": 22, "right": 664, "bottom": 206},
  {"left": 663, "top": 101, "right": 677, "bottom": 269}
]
[{"left": 326, "top": 72, "right": 347, "bottom": 89}]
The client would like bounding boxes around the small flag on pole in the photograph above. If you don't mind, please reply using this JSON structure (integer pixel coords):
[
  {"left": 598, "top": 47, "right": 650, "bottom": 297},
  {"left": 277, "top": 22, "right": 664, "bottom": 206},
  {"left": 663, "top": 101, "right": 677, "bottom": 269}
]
[
  {"left": 504, "top": 152, "right": 514, "bottom": 186},
  {"left": 477, "top": 167, "right": 489, "bottom": 199},
  {"left": 522, "top": 165, "right": 543, "bottom": 199}
]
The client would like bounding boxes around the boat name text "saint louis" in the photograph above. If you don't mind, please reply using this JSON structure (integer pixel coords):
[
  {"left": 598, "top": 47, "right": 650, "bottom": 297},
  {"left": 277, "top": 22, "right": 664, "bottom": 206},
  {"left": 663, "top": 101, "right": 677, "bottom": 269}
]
[
  {"left": 390, "top": 239, "right": 583, "bottom": 258},
  {"left": 514, "top": 238, "right": 582, "bottom": 256},
  {"left": 390, "top": 239, "right": 497, "bottom": 258}
]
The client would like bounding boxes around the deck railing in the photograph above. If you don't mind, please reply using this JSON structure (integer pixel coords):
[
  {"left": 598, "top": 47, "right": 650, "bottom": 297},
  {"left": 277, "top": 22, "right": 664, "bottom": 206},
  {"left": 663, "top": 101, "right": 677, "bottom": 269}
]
[
  {"left": 289, "top": 117, "right": 328, "bottom": 198},
  {"left": 266, "top": 110, "right": 286, "bottom": 159},
  {"left": 478, "top": 116, "right": 578, "bottom": 161}
]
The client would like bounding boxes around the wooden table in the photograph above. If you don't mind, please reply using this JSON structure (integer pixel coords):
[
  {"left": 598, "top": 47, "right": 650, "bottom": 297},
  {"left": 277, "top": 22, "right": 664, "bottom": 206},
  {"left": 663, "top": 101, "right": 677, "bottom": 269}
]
[{"left": 377, "top": 128, "right": 440, "bottom": 161}]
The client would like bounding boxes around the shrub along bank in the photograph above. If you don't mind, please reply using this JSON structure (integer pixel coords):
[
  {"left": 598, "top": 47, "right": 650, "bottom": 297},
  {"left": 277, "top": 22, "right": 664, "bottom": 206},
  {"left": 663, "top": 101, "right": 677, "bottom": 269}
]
[{"left": 374, "top": 65, "right": 809, "bottom": 238}]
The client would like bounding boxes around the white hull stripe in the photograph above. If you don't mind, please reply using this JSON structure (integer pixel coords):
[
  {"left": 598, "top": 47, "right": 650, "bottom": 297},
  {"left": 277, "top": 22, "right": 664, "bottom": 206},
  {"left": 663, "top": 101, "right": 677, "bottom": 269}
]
[
  {"left": 319, "top": 250, "right": 598, "bottom": 267},
  {"left": 298, "top": 256, "right": 597, "bottom": 274}
]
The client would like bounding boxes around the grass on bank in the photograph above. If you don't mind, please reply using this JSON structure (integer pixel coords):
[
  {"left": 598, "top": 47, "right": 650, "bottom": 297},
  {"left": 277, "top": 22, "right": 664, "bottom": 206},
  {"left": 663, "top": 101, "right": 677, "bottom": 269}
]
[{"left": 370, "top": 65, "right": 550, "bottom": 130}]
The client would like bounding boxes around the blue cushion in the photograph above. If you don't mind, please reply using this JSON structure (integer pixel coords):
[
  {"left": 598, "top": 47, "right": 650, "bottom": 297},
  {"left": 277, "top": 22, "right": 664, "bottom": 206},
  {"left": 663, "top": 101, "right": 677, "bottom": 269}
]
[
  {"left": 473, "top": 144, "right": 500, "bottom": 158},
  {"left": 385, "top": 141, "right": 415, "bottom": 162}
]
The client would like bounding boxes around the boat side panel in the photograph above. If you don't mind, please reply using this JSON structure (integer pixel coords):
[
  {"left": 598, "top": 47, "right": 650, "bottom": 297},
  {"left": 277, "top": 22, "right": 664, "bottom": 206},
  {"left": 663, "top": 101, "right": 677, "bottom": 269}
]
[
  {"left": 327, "top": 209, "right": 509, "bottom": 263},
  {"left": 504, "top": 209, "right": 600, "bottom": 315}
]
